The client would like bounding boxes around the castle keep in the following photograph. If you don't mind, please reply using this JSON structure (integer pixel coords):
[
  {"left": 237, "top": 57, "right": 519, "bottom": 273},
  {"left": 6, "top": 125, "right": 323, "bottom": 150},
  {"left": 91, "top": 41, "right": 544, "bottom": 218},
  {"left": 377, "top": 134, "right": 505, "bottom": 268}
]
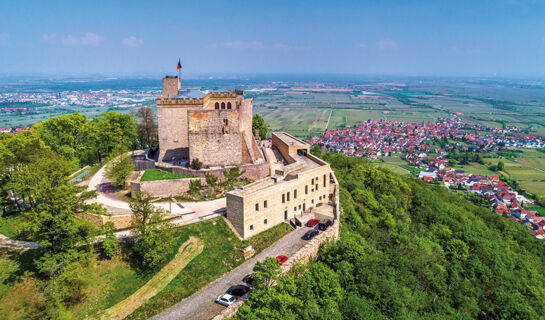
[{"left": 156, "top": 76, "right": 262, "bottom": 167}]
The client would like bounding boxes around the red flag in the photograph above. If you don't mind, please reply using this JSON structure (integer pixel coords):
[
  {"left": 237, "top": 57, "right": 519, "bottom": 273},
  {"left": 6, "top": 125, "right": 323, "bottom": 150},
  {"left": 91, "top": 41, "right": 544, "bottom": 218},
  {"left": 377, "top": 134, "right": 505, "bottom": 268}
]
[{"left": 177, "top": 59, "right": 182, "bottom": 70}]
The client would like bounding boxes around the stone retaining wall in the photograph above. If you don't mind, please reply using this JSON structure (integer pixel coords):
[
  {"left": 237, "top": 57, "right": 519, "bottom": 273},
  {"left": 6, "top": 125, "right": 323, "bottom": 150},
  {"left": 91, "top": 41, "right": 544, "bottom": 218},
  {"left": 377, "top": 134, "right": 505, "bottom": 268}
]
[
  {"left": 131, "top": 176, "right": 206, "bottom": 198},
  {"left": 83, "top": 213, "right": 134, "bottom": 229},
  {"left": 156, "top": 161, "right": 270, "bottom": 182}
]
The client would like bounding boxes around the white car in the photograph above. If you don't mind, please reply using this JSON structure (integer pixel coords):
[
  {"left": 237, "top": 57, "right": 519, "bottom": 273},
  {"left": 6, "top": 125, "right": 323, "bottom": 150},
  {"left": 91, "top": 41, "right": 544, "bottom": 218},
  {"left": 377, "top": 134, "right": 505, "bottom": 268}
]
[{"left": 215, "top": 293, "right": 236, "bottom": 306}]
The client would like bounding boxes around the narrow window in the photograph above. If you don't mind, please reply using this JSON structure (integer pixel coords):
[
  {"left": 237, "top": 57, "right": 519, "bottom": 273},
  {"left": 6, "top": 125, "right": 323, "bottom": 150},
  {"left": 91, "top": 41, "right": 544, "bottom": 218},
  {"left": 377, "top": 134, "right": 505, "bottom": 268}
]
[
  {"left": 282, "top": 194, "right": 285, "bottom": 203},
  {"left": 311, "top": 178, "right": 314, "bottom": 185},
  {"left": 250, "top": 225, "right": 253, "bottom": 230},
  {"left": 294, "top": 206, "right": 296, "bottom": 211},
  {"left": 287, "top": 191, "right": 290, "bottom": 201},
  {"left": 316, "top": 184, "right": 319, "bottom": 190},
  {"left": 305, "top": 185, "right": 308, "bottom": 194},
  {"left": 264, "top": 200, "right": 267, "bottom": 208},
  {"left": 284, "top": 210, "right": 288, "bottom": 220},
  {"left": 298, "top": 205, "right": 301, "bottom": 209},
  {"left": 227, "top": 102, "right": 232, "bottom": 109},
  {"left": 215, "top": 102, "right": 219, "bottom": 109},
  {"left": 221, "top": 102, "right": 226, "bottom": 109},
  {"left": 264, "top": 219, "right": 267, "bottom": 225},
  {"left": 311, "top": 199, "right": 314, "bottom": 204},
  {"left": 323, "top": 174, "right": 326, "bottom": 187},
  {"left": 255, "top": 203, "right": 259, "bottom": 211},
  {"left": 294, "top": 189, "right": 297, "bottom": 199}
]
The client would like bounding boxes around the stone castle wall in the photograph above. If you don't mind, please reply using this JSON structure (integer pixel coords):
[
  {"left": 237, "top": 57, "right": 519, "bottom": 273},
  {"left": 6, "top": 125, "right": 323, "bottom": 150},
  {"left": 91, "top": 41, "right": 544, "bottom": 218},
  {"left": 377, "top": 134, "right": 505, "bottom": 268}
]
[
  {"left": 157, "top": 107, "right": 190, "bottom": 162},
  {"left": 188, "top": 110, "right": 243, "bottom": 167},
  {"left": 130, "top": 177, "right": 206, "bottom": 198}
]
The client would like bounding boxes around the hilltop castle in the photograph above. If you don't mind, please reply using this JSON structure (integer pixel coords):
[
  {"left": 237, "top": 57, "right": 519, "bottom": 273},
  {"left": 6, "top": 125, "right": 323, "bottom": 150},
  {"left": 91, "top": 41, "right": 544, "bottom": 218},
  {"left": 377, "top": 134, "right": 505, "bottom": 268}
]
[
  {"left": 156, "top": 76, "right": 263, "bottom": 167},
  {"left": 149, "top": 75, "right": 338, "bottom": 240}
]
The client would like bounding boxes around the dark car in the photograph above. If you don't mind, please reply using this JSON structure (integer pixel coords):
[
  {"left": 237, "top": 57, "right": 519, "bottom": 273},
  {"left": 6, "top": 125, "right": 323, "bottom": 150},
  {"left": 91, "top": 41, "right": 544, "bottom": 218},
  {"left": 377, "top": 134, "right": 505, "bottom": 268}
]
[
  {"left": 318, "top": 219, "right": 332, "bottom": 231},
  {"left": 227, "top": 285, "right": 251, "bottom": 297},
  {"left": 306, "top": 219, "right": 320, "bottom": 227},
  {"left": 243, "top": 274, "right": 256, "bottom": 285},
  {"left": 302, "top": 229, "right": 319, "bottom": 240}
]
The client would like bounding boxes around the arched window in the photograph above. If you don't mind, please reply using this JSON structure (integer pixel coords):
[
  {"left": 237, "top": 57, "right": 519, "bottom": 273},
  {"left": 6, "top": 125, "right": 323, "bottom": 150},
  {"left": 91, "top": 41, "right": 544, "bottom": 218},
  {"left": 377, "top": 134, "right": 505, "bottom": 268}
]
[
  {"left": 221, "top": 102, "right": 225, "bottom": 109},
  {"left": 227, "top": 102, "right": 232, "bottom": 109},
  {"left": 215, "top": 102, "right": 219, "bottom": 109}
]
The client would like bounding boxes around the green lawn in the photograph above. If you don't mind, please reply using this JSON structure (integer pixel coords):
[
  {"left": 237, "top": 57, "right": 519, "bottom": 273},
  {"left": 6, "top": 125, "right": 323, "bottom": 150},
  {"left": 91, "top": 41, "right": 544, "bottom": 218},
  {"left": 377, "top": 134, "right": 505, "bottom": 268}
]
[
  {"left": 0, "top": 217, "right": 291, "bottom": 319},
  {"left": 140, "top": 169, "right": 195, "bottom": 182}
]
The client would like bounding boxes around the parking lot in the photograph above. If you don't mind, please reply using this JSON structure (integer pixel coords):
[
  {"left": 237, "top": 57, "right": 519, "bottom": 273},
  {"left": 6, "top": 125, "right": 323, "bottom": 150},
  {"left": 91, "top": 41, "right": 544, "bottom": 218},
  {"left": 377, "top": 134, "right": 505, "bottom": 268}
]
[{"left": 151, "top": 224, "right": 310, "bottom": 320}]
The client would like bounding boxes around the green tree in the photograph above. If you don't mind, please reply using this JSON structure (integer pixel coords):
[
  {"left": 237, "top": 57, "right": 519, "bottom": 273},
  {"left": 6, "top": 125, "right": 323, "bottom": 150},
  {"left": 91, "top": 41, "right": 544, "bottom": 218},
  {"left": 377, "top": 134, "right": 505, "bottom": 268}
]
[
  {"left": 252, "top": 114, "right": 268, "bottom": 139},
  {"left": 100, "top": 222, "right": 119, "bottom": 259},
  {"left": 497, "top": 161, "right": 505, "bottom": 171},
  {"left": 104, "top": 149, "right": 134, "bottom": 189},
  {"left": 189, "top": 179, "right": 202, "bottom": 196},
  {"left": 253, "top": 257, "right": 282, "bottom": 287},
  {"left": 205, "top": 173, "right": 218, "bottom": 187},
  {"left": 93, "top": 111, "right": 137, "bottom": 162},
  {"left": 129, "top": 191, "right": 174, "bottom": 269},
  {"left": 223, "top": 167, "right": 245, "bottom": 185},
  {"left": 133, "top": 107, "right": 158, "bottom": 149}
]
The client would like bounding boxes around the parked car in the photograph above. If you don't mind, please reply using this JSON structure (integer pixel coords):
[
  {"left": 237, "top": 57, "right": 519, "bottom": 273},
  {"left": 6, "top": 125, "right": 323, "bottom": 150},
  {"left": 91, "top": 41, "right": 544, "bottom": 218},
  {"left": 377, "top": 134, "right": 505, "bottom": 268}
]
[
  {"left": 306, "top": 219, "right": 320, "bottom": 227},
  {"left": 227, "top": 285, "right": 251, "bottom": 297},
  {"left": 318, "top": 219, "right": 332, "bottom": 231},
  {"left": 303, "top": 229, "right": 319, "bottom": 240},
  {"left": 215, "top": 293, "right": 237, "bottom": 306},
  {"left": 243, "top": 274, "right": 256, "bottom": 285},
  {"left": 276, "top": 255, "right": 288, "bottom": 265}
]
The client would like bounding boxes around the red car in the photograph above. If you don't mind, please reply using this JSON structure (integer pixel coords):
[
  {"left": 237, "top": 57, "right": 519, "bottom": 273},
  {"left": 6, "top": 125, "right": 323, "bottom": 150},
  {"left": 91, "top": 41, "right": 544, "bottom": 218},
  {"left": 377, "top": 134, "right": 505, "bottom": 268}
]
[
  {"left": 306, "top": 219, "right": 320, "bottom": 227},
  {"left": 276, "top": 255, "right": 288, "bottom": 265}
]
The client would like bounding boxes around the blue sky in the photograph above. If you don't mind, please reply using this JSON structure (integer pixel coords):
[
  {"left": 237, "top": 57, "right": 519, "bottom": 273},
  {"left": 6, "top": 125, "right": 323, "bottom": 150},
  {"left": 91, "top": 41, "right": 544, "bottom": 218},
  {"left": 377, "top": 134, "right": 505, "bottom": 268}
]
[{"left": 0, "top": 0, "right": 544, "bottom": 77}]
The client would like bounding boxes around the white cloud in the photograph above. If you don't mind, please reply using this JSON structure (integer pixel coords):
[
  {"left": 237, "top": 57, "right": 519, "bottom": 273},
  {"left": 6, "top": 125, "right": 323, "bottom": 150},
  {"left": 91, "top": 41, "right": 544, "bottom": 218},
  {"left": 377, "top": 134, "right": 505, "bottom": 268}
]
[
  {"left": 206, "top": 41, "right": 264, "bottom": 49},
  {"left": 356, "top": 43, "right": 368, "bottom": 49},
  {"left": 273, "top": 43, "right": 311, "bottom": 50},
  {"left": 0, "top": 33, "right": 8, "bottom": 45},
  {"left": 62, "top": 32, "right": 102, "bottom": 46},
  {"left": 41, "top": 34, "right": 57, "bottom": 44},
  {"left": 377, "top": 39, "right": 398, "bottom": 50},
  {"left": 122, "top": 36, "right": 143, "bottom": 47}
]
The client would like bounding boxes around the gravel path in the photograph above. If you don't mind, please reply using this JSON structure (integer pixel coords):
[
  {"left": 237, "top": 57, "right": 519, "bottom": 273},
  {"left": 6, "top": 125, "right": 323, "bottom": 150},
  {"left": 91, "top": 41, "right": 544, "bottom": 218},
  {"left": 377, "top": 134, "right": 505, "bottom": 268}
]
[
  {"left": 150, "top": 225, "right": 310, "bottom": 320},
  {"left": 0, "top": 234, "right": 41, "bottom": 249}
]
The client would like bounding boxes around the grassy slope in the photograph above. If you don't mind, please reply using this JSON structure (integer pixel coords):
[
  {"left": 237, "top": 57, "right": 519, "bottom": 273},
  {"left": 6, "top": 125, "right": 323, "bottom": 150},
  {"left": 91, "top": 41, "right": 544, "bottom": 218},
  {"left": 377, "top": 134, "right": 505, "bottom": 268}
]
[
  {"left": 0, "top": 218, "right": 290, "bottom": 320},
  {"left": 126, "top": 220, "right": 291, "bottom": 319}
]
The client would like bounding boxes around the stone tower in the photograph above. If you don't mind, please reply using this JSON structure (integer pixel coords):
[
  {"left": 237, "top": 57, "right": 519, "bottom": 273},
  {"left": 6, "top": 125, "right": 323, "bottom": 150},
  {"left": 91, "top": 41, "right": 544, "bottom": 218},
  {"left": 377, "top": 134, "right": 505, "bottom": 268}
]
[{"left": 156, "top": 76, "right": 262, "bottom": 167}]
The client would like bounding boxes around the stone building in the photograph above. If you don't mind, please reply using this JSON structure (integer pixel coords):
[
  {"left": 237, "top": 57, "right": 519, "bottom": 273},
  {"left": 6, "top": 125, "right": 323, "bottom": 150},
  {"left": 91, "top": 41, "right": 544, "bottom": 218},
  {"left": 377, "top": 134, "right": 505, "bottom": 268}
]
[
  {"left": 226, "top": 132, "right": 338, "bottom": 239},
  {"left": 156, "top": 76, "right": 262, "bottom": 167}
]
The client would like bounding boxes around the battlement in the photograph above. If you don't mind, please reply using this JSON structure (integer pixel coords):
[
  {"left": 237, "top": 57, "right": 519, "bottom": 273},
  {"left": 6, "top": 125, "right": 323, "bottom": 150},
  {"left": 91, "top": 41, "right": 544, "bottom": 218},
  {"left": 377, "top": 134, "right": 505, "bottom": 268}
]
[
  {"left": 209, "top": 91, "right": 238, "bottom": 99},
  {"left": 156, "top": 97, "right": 205, "bottom": 106}
]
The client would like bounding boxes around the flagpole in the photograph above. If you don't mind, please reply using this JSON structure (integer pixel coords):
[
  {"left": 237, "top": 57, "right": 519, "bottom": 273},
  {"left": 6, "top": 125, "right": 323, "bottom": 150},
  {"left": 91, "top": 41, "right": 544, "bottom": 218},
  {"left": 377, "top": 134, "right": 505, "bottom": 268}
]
[{"left": 178, "top": 58, "right": 181, "bottom": 88}]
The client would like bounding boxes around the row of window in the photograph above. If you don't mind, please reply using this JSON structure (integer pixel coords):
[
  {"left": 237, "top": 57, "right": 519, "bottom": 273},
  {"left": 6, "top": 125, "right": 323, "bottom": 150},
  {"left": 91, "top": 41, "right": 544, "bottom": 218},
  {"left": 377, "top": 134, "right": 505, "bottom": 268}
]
[{"left": 214, "top": 102, "right": 232, "bottom": 110}]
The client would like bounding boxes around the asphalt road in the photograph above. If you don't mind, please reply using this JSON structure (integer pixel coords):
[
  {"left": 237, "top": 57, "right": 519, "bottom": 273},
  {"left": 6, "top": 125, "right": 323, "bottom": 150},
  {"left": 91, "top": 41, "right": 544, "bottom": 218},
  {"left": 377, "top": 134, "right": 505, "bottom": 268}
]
[{"left": 150, "top": 225, "right": 310, "bottom": 320}]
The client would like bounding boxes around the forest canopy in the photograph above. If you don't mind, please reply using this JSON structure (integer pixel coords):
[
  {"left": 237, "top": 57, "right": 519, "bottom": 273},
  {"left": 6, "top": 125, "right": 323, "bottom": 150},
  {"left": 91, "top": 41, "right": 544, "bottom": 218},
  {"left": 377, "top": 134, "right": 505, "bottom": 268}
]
[{"left": 237, "top": 152, "right": 545, "bottom": 320}]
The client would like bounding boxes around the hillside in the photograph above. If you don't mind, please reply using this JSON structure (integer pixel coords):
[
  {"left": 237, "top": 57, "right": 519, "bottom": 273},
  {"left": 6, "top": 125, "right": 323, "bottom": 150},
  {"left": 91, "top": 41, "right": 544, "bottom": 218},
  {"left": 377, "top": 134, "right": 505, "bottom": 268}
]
[{"left": 236, "top": 153, "right": 545, "bottom": 320}]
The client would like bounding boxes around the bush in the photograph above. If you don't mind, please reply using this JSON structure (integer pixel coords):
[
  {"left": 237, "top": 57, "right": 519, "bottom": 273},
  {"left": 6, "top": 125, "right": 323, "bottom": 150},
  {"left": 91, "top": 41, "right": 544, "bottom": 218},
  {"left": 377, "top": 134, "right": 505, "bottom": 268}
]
[
  {"left": 189, "top": 179, "right": 202, "bottom": 195},
  {"left": 100, "top": 222, "right": 118, "bottom": 259},
  {"left": 191, "top": 158, "right": 203, "bottom": 170}
]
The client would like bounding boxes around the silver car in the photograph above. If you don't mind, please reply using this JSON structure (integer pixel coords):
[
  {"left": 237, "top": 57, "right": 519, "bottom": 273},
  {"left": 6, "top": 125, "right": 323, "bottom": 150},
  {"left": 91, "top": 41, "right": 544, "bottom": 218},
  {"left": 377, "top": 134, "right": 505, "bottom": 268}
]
[{"left": 215, "top": 293, "right": 236, "bottom": 306}]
